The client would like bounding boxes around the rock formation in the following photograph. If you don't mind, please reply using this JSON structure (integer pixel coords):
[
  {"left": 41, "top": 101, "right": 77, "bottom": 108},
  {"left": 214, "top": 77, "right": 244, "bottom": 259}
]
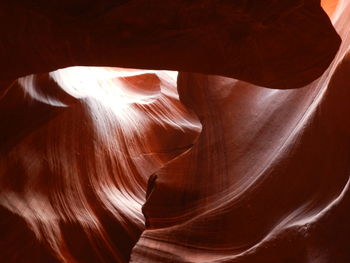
[{"left": 1, "top": 0, "right": 349, "bottom": 262}]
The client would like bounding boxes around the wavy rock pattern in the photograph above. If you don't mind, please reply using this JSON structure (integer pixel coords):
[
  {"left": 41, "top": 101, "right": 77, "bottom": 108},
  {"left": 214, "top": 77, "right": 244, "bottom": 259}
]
[
  {"left": 132, "top": 1, "right": 350, "bottom": 262},
  {"left": 0, "top": 69, "right": 200, "bottom": 262},
  {"left": 0, "top": 0, "right": 349, "bottom": 263}
]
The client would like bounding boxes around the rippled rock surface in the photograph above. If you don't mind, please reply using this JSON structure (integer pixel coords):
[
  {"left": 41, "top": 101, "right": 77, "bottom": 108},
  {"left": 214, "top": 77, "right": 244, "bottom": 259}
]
[{"left": 1, "top": 0, "right": 349, "bottom": 263}]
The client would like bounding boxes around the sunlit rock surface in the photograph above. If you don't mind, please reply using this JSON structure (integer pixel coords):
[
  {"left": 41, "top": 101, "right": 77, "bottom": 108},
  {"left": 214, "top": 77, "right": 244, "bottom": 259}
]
[
  {"left": 0, "top": 69, "right": 201, "bottom": 262},
  {"left": 1, "top": 0, "right": 349, "bottom": 263},
  {"left": 132, "top": 1, "right": 350, "bottom": 262}
]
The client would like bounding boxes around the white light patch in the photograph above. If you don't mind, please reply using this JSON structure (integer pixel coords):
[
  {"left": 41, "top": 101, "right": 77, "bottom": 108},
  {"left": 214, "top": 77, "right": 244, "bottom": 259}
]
[{"left": 50, "top": 66, "right": 165, "bottom": 112}]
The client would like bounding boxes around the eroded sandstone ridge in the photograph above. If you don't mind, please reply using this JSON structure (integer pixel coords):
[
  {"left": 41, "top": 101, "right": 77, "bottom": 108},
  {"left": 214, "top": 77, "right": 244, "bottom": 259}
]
[
  {"left": 1, "top": 1, "right": 349, "bottom": 263},
  {"left": 0, "top": 0, "right": 341, "bottom": 88}
]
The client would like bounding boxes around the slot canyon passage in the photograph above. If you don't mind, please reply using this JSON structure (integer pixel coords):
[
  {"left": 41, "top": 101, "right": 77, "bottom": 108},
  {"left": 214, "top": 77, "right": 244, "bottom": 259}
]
[{"left": 1, "top": 0, "right": 350, "bottom": 262}]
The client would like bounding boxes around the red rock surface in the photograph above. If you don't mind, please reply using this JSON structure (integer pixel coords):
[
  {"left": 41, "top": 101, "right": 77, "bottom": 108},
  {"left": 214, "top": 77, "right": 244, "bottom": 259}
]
[
  {"left": 0, "top": 0, "right": 341, "bottom": 88},
  {"left": 1, "top": 0, "right": 349, "bottom": 263},
  {"left": 132, "top": 1, "right": 350, "bottom": 262}
]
